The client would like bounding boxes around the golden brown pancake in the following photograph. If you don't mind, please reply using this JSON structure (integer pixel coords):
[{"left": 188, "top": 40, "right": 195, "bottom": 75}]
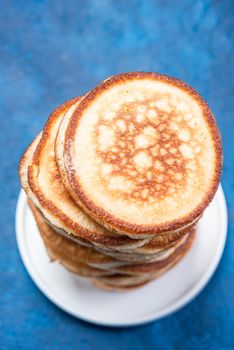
[
  {"left": 29, "top": 201, "right": 114, "bottom": 278},
  {"left": 93, "top": 274, "right": 154, "bottom": 288},
  {"left": 94, "top": 236, "right": 187, "bottom": 263},
  {"left": 19, "top": 133, "right": 42, "bottom": 192},
  {"left": 106, "top": 228, "right": 195, "bottom": 275},
  {"left": 93, "top": 232, "right": 195, "bottom": 286},
  {"left": 31, "top": 201, "right": 191, "bottom": 286},
  {"left": 45, "top": 214, "right": 194, "bottom": 265},
  {"left": 93, "top": 280, "right": 148, "bottom": 291},
  {"left": 45, "top": 210, "right": 194, "bottom": 258},
  {"left": 61, "top": 72, "right": 222, "bottom": 237},
  {"left": 95, "top": 221, "right": 197, "bottom": 257},
  {"left": 29, "top": 200, "right": 195, "bottom": 278},
  {"left": 93, "top": 229, "right": 195, "bottom": 290},
  {"left": 42, "top": 209, "right": 194, "bottom": 265},
  {"left": 28, "top": 200, "right": 146, "bottom": 271}
]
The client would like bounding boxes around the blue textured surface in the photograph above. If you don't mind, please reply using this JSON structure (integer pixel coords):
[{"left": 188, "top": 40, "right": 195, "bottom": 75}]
[{"left": 0, "top": 1, "right": 233, "bottom": 349}]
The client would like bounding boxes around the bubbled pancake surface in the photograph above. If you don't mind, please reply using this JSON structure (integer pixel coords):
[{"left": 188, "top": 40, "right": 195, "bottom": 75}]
[{"left": 64, "top": 72, "right": 222, "bottom": 235}]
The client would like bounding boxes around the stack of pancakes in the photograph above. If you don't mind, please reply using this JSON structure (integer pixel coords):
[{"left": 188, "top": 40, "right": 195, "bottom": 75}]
[{"left": 19, "top": 72, "right": 222, "bottom": 291}]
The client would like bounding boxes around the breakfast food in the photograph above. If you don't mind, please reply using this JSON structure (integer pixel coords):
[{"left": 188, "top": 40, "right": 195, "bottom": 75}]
[{"left": 19, "top": 72, "right": 222, "bottom": 291}]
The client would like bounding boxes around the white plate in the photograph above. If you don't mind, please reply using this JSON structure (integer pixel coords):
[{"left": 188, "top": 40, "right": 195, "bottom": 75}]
[{"left": 15, "top": 186, "right": 227, "bottom": 327}]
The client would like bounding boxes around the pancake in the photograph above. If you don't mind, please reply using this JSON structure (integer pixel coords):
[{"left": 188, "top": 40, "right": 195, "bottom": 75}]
[
  {"left": 19, "top": 133, "right": 42, "bottom": 192},
  {"left": 93, "top": 233, "right": 194, "bottom": 287},
  {"left": 94, "top": 233, "right": 189, "bottom": 263},
  {"left": 95, "top": 221, "right": 197, "bottom": 257},
  {"left": 47, "top": 213, "right": 194, "bottom": 256},
  {"left": 29, "top": 201, "right": 114, "bottom": 278},
  {"left": 29, "top": 198, "right": 194, "bottom": 267},
  {"left": 28, "top": 201, "right": 161, "bottom": 271},
  {"left": 48, "top": 218, "right": 190, "bottom": 255},
  {"left": 21, "top": 98, "right": 149, "bottom": 251},
  {"left": 45, "top": 219, "right": 185, "bottom": 264},
  {"left": 41, "top": 210, "right": 195, "bottom": 266},
  {"left": 61, "top": 72, "right": 222, "bottom": 237},
  {"left": 93, "top": 274, "right": 154, "bottom": 288},
  {"left": 93, "top": 280, "right": 148, "bottom": 291},
  {"left": 40, "top": 206, "right": 194, "bottom": 266},
  {"left": 29, "top": 200, "right": 195, "bottom": 278},
  {"left": 105, "top": 228, "right": 195, "bottom": 275}
]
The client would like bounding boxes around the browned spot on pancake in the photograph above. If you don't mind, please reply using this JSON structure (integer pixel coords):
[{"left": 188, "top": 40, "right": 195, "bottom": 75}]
[{"left": 94, "top": 94, "right": 203, "bottom": 203}]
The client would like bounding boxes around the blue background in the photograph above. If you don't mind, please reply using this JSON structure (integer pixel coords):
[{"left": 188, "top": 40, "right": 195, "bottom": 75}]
[{"left": 0, "top": 0, "right": 233, "bottom": 349}]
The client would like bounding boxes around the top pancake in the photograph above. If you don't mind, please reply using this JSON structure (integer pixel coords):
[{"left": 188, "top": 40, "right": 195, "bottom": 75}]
[{"left": 62, "top": 72, "right": 222, "bottom": 235}]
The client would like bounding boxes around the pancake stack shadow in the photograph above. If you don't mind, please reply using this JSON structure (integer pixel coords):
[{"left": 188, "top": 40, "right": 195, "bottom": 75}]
[{"left": 19, "top": 72, "right": 222, "bottom": 291}]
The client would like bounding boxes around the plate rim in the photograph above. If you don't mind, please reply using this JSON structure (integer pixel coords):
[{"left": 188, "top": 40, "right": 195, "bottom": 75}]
[{"left": 15, "top": 185, "right": 228, "bottom": 327}]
